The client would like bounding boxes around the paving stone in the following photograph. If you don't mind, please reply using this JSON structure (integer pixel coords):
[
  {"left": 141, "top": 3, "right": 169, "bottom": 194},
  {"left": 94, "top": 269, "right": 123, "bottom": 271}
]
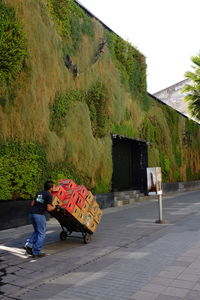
[
  {"left": 14, "top": 268, "right": 35, "bottom": 276},
  {"left": 177, "top": 273, "right": 199, "bottom": 282},
  {"left": 176, "top": 256, "right": 197, "bottom": 263},
  {"left": 151, "top": 277, "right": 173, "bottom": 287},
  {"left": 11, "top": 277, "right": 40, "bottom": 288},
  {"left": 141, "top": 283, "right": 167, "bottom": 293},
  {"left": 185, "top": 289, "right": 200, "bottom": 300},
  {"left": 172, "top": 260, "right": 191, "bottom": 268},
  {"left": 3, "top": 266, "right": 21, "bottom": 274},
  {"left": 156, "top": 295, "right": 182, "bottom": 300},
  {"left": 0, "top": 297, "right": 18, "bottom": 300},
  {"left": 0, "top": 283, "right": 22, "bottom": 295},
  {"left": 192, "top": 282, "right": 200, "bottom": 291},
  {"left": 160, "top": 286, "right": 189, "bottom": 297},
  {"left": 157, "top": 271, "right": 180, "bottom": 279},
  {"left": 170, "top": 279, "right": 196, "bottom": 289},
  {"left": 165, "top": 266, "right": 186, "bottom": 273},
  {"left": 17, "top": 290, "right": 55, "bottom": 300},
  {"left": 1, "top": 273, "right": 18, "bottom": 283},
  {"left": 130, "top": 290, "right": 159, "bottom": 300}
]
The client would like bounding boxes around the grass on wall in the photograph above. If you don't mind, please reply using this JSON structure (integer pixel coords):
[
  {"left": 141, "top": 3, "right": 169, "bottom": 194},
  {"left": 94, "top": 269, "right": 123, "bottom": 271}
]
[
  {"left": 60, "top": 102, "right": 113, "bottom": 192},
  {"left": 0, "top": 141, "right": 47, "bottom": 200},
  {"left": 0, "top": 1, "right": 27, "bottom": 82},
  {"left": 0, "top": 0, "right": 200, "bottom": 200},
  {"left": 46, "top": 0, "right": 94, "bottom": 54}
]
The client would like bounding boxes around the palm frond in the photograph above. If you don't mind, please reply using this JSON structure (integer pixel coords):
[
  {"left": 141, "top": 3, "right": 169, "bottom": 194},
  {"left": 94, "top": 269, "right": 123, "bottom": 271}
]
[{"left": 191, "top": 55, "right": 200, "bottom": 67}]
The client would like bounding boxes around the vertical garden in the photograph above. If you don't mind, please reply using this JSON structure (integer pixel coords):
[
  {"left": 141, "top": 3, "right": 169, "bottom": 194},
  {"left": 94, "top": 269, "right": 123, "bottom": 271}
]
[{"left": 0, "top": 0, "right": 200, "bottom": 200}]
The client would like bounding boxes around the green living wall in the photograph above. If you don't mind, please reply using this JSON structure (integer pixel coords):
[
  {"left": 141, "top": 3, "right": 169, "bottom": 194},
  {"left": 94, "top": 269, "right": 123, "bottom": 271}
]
[{"left": 0, "top": 0, "right": 200, "bottom": 200}]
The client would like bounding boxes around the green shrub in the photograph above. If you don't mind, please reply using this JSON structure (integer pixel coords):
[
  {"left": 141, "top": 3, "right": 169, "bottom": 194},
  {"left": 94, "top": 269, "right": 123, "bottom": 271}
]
[
  {"left": 183, "top": 118, "right": 199, "bottom": 148},
  {"left": 48, "top": 162, "right": 82, "bottom": 186},
  {"left": 140, "top": 116, "right": 161, "bottom": 144},
  {"left": 0, "top": 80, "right": 16, "bottom": 109},
  {"left": 159, "top": 152, "right": 170, "bottom": 179},
  {"left": 46, "top": 0, "right": 76, "bottom": 39},
  {"left": 86, "top": 82, "right": 111, "bottom": 137},
  {"left": 46, "top": 0, "right": 94, "bottom": 52},
  {"left": 82, "top": 16, "right": 94, "bottom": 37},
  {"left": 141, "top": 93, "right": 150, "bottom": 112},
  {"left": 173, "top": 170, "right": 181, "bottom": 181},
  {"left": 0, "top": 141, "right": 47, "bottom": 200},
  {"left": 93, "top": 181, "right": 111, "bottom": 194},
  {"left": 105, "top": 32, "right": 147, "bottom": 99},
  {"left": 50, "top": 84, "right": 110, "bottom": 138},
  {"left": 0, "top": 1, "right": 27, "bottom": 82},
  {"left": 165, "top": 105, "right": 179, "bottom": 127},
  {"left": 70, "top": 15, "right": 82, "bottom": 50},
  {"left": 164, "top": 156, "right": 170, "bottom": 173},
  {"left": 163, "top": 106, "right": 182, "bottom": 168},
  {"left": 186, "top": 167, "right": 193, "bottom": 180},
  {"left": 174, "top": 144, "right": 182, "bottom": 167},
  {"left": 113, "top": 123, "right": 138, "bottom": 138},
  {"left": 49, "top": 90, "right": 86, "bottom": 135}
]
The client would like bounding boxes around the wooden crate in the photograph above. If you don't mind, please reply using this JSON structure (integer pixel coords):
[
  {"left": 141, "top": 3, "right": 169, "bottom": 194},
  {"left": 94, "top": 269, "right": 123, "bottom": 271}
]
[
  {"left": 52, "top": 196, "right": 63, "bottom": 207},
  {"left": 75, "top": 185, "right": 89, "bottom": 199},
  {"left": 59, "top": 179, "right": 76, "bottom": 190},
  {"left": 93, "top": 207, "right": 103, "bottom": 224},
  {"left": 81, "top": 200, "right": 90, "bottom": 213},
  {"left": 83, "top": 212, "right": 93, "bottom": 227},
  {"left": 76, "top": 211, "right": 86, "bottom": 224},
  {"left": 89, "top": 200, "right": 100, "bottom": 216},
  {"left": 85, "top": 219, "right": 97, "bottom": 233},
  {"left": 52, "top": 185, "right": 68, "bottom": 201},
  {"left": 61, "top": 197, "right": 77, "bottom": 214},
  {"left": 76, "top": 194, "right": 85, "bottom": 209},
  {"left": 86, "top": 191, "right": 94, "bottom": 205},
  {"left": 71, "top": 205, "right": 81, "bottom": 219}
]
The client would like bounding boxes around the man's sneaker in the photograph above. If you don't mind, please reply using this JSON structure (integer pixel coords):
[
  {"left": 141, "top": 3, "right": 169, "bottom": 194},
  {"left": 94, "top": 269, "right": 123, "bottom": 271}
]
[
  {"left": 32, "top": 252, "right": 46, "bottom": 258},
  {"left": 24, "top": 245, "right": 33, "bottom": 255}
]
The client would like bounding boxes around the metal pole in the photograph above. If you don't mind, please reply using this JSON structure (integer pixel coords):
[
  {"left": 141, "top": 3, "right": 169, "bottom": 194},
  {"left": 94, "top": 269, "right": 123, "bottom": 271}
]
[
  {"left": 158, "top": 194, "right": 163, "bottom": 222},
  {"left": 156, "top": 193, "right": 165, "bottom": 224}
]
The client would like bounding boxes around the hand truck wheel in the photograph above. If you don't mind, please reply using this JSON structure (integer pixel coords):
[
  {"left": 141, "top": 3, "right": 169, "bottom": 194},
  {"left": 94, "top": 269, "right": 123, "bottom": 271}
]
[
  {"left": 60, "top": 230, "right": 68, "bottom": 241},
  {"left": 83, "top": 233, "right": 92, "bottom": 244}
]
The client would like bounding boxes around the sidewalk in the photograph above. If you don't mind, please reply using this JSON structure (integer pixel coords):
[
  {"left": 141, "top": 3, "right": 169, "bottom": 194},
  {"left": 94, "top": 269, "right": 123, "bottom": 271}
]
[{"left": 1, "top": 190, "right": 200, "bottom": 299}]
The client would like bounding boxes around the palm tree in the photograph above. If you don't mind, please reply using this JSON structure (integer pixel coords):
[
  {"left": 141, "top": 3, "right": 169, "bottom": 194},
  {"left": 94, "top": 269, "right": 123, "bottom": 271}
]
[{"left": 182, "top": 54, "right": 200, "bottom": 121}]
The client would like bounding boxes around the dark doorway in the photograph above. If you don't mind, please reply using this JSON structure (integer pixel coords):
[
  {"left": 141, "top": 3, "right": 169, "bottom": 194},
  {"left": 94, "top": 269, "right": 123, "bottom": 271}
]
[{"left": 112, "top": 134, "right": 148, "bottom": 193}]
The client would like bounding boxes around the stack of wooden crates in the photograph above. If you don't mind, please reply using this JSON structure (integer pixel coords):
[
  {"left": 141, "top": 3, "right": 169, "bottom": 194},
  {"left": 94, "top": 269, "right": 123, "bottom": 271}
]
[{"left": 51, "top": 179, "right": 102, "bottom": 233}]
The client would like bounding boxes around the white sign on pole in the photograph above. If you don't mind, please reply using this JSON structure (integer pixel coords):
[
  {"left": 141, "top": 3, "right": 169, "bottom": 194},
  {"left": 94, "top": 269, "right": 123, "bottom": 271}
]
[
  {"left": 147, "top": 167, "right": 162, "bottom": 195},
  {"left": 147, "top": 167, "right": 165, "bottom": 223}
]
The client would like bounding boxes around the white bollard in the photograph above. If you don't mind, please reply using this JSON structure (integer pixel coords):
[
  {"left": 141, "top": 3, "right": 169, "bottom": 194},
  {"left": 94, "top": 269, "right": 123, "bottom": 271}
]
[{"left": 155, "top": 193, "right": 165, "bottom": 224}]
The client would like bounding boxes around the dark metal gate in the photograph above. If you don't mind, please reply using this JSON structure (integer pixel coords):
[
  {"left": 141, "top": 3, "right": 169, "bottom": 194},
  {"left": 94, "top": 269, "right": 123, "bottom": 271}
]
[{"left": 112, "top": 134, "right": 148, "bottom": 193}]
